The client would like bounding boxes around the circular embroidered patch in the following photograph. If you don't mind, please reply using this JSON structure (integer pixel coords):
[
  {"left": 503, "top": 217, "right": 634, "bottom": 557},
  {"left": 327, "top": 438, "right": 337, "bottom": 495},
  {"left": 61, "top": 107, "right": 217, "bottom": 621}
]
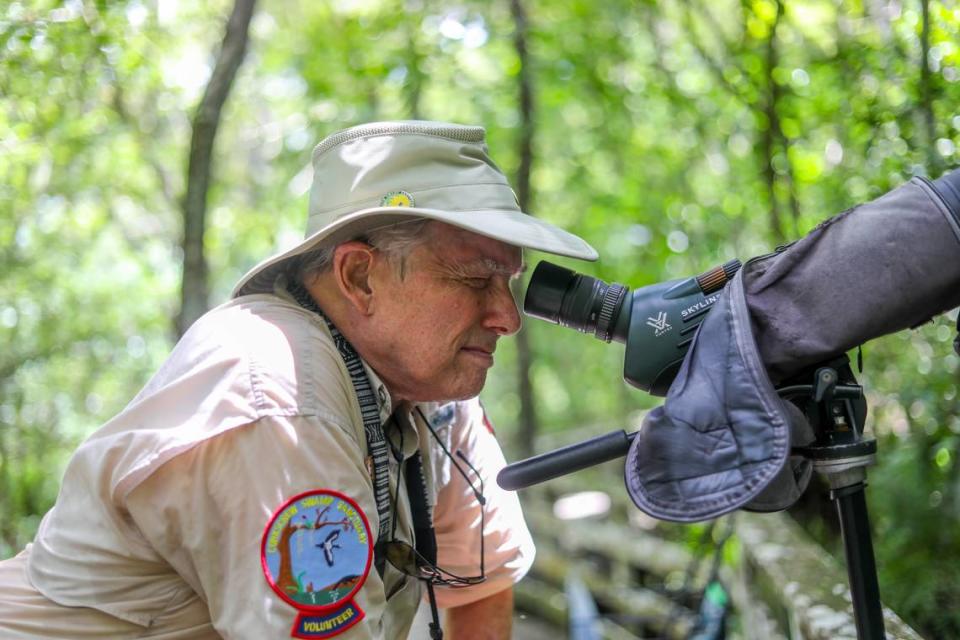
[
  {"left": 261, "top": 490, "right": 372, "bottom": 638},
  {"left": 380, "top": 190, "right": 415, "bottom": 207}
]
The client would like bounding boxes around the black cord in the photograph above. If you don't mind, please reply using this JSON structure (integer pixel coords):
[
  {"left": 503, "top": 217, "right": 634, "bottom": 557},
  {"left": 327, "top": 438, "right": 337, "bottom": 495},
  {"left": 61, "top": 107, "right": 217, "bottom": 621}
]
[
  {"left": 415, "top": 407, "right": 485, "bottom": 504},
  {"left": 415, "top": 406, "right": 487, "bottom": 576},
  {"left": 426, "top": 581, "right": 444, "bottom": 640},
  {"left": 455, "top": 451, "right": 486, "bottom": 575}
]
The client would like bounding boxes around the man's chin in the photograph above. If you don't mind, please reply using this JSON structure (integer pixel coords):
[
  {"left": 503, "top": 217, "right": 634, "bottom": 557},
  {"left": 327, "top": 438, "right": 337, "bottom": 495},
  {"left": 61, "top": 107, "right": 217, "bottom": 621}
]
[{"left": 411, "top": 373, "right": 487, "bottom": 404}]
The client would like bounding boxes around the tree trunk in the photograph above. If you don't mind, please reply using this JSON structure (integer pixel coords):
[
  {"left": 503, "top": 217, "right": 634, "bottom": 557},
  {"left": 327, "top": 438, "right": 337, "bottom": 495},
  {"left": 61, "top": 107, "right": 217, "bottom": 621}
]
[
  {"left": 177, "top": 0, "right": 257, "bottom": 337},
  {"left": 510, "top": 0, "right": 539, "bottom": 458},
  {"left": 765, "top": 1, "right": 801, "bottom": 240},
  {"left": 760, "top": 0, "right": 787, "bottom": 244},
  {"left": 276, "top": 521, "right": 298, "bottom": 595},
  {"left": 919, "top": 0, "right": 941, "bottom": 174}
]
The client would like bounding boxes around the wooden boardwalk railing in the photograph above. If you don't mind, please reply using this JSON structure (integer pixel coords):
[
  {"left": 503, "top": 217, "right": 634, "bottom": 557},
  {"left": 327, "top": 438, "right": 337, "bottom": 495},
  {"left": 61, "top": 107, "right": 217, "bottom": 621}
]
[{"left": 512, "top": 460, "right": 924, "bottom": 640}]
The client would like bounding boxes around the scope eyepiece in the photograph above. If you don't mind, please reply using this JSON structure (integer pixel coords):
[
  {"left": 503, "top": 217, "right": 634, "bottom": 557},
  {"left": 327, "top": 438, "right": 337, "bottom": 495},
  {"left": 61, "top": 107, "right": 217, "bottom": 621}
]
[{"left": 523, "top": 262, "right": 631, "bottom": 343}]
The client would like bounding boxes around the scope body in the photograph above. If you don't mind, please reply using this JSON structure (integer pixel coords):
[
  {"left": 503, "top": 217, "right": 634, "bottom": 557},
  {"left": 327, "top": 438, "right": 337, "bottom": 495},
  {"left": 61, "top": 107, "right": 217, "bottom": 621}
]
[
  {"left": 622, "top": 276, "right": 725, "bottom": 395},
  {"left": 524, "top": 260, "right": 740, "bottom": 396}
]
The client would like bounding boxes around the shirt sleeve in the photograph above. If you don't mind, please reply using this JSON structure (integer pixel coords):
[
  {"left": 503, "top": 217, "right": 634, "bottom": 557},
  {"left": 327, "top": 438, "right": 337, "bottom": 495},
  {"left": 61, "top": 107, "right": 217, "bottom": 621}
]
[
  {"left": 124, "top": 414, "right": 412, "bottom": 639},
  {"left": 429, "top": 398, "right": 535, "bottom": 608}
]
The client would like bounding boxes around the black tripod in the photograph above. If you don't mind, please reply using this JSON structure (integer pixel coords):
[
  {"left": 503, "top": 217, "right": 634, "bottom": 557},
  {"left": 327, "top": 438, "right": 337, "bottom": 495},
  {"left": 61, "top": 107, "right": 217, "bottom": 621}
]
[
  {"left": 778, "top": 360, "right": 884, "bottom": 639},
  {"left": 498, "top": 358, "right": 886, "bottom": 640}
]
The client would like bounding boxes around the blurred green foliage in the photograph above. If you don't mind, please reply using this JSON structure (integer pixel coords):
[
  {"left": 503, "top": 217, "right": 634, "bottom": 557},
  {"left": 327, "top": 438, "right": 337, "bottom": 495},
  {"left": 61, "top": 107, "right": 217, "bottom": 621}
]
[{"left": 2, "top": 0, "right": 959, "bottom": 635}]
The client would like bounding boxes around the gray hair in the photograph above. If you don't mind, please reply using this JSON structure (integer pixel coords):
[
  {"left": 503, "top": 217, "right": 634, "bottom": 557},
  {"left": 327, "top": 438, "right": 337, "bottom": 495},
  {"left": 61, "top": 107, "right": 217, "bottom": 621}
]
[{"left": 294, "top": 218, "right": 433, "bottom": 283}]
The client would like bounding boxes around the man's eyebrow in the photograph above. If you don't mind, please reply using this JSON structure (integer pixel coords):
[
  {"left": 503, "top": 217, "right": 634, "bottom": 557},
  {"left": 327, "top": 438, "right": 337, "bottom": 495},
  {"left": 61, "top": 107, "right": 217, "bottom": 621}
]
[{"left": 449, "top": 258, "right": 526, "bottom": 277}]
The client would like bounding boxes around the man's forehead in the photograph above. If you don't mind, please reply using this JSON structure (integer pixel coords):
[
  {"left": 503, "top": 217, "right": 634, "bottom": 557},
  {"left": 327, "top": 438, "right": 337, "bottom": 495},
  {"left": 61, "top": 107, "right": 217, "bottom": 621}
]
[{"left": 427, "top": 223, "right": 525, "bottom": 273}]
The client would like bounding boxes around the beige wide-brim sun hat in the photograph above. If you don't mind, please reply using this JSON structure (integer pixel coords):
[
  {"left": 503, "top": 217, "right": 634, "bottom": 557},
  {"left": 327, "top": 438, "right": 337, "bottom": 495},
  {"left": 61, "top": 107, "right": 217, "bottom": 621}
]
[{"left": 233, "top": 121, "right": 598, "bottom": 297}]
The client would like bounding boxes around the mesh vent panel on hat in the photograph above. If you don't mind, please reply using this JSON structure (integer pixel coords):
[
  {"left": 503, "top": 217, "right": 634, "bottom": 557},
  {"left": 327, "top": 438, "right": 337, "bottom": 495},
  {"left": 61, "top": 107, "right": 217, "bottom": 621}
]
[{"left": 312, "top": 121, "right": 486, "bottom": 159}]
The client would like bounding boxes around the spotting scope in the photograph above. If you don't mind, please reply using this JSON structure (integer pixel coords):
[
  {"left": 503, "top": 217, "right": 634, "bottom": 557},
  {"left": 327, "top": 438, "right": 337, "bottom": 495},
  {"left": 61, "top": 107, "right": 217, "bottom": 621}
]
[{"left": 524, "top": 259, "right": 742, "bottom": 396}]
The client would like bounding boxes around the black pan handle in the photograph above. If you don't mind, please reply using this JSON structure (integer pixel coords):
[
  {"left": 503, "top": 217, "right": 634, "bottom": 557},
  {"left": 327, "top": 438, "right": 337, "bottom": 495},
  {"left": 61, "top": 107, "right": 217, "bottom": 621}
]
[{"left": 497, "top": 429, "right": 637, "bottom": 491}]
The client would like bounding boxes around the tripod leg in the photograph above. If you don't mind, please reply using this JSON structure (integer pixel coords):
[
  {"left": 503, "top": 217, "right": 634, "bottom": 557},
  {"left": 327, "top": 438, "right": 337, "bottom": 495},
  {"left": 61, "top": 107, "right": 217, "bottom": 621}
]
[{"left": 831, "top": 483, "right": 885, "bottom": 640}]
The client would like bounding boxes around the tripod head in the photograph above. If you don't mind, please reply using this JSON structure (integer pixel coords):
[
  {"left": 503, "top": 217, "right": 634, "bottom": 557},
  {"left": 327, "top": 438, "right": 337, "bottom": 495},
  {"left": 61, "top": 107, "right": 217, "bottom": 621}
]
[{"left": 778, "top": 357, "right": 877, "bottom": 484}]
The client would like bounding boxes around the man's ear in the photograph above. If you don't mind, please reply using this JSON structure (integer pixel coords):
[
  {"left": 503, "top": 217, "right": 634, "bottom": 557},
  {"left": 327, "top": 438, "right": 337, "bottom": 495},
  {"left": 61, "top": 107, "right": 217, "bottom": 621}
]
[{"left": 332, "top": 241, "right": 378, "bottom": 314}]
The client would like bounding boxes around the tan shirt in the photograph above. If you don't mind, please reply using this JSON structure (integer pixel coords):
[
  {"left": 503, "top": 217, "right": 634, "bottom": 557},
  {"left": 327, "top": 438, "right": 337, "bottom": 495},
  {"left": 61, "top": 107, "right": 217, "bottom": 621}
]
[{"left": 0, "top": 293, "right": 534, "bottom": 639}]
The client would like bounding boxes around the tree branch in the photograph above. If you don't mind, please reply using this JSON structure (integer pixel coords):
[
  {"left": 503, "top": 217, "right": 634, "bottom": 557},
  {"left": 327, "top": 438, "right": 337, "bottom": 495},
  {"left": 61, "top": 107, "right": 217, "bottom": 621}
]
[
  {"left": 82, "top": 11, "right": 180, "bottom": 215},
  {"left": 178, "top": 0, "right": 257, "bottom": 337},
  {"left": 106, "top": 75, "right": 180, "bottom": 210}
]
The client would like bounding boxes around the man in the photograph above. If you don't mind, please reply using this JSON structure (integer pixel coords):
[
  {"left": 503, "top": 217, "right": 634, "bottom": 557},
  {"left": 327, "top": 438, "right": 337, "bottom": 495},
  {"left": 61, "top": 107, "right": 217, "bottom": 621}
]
[{"left": 0, "top": 121, "right": 598, "bottom": 638}]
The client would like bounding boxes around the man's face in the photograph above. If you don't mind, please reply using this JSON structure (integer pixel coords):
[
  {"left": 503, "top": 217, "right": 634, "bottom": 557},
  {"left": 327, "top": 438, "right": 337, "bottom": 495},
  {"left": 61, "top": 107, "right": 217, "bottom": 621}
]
[{"left": 365, "top": 222, "right": 524, "bottom": 403}]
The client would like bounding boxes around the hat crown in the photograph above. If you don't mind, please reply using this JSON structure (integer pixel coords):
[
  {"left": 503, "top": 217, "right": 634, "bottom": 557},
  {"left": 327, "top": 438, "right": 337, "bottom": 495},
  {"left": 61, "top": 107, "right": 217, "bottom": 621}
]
[{"left": 307, "top": 121, "right": 515, "bottom": 235}]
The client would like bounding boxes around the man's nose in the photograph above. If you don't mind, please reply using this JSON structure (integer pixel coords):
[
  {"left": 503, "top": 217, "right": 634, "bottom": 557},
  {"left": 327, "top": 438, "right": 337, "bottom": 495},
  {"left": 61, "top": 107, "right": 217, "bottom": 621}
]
[{"left": 485, "top": 281, "right": 522, "bottom": 336}]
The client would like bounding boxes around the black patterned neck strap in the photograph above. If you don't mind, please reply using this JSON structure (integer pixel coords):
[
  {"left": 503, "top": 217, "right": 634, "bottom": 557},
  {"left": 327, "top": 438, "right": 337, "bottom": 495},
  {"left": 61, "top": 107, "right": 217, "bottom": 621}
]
[{"left": 286, "top": 279, "right": 392, "bottom": 577}]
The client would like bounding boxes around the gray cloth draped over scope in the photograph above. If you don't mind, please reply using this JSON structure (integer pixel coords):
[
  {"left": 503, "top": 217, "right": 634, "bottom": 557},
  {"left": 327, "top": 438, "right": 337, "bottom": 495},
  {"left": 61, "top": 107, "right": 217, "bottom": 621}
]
[{"left": 625, "top": 175, "right": 960, "bottom": 523}]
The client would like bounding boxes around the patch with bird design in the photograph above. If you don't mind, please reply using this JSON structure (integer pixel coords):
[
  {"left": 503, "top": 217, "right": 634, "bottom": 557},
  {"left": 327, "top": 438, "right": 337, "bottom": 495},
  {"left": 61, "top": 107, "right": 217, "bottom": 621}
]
[{"left": 261, "top": 490, "right": 372, "bottom": 638}]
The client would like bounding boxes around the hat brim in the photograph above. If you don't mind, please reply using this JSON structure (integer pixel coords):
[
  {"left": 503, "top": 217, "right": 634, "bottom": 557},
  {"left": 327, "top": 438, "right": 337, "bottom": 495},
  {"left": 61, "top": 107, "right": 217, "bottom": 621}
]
[{"left": 232, "top": 205, "right": 598, "bottom": 297}]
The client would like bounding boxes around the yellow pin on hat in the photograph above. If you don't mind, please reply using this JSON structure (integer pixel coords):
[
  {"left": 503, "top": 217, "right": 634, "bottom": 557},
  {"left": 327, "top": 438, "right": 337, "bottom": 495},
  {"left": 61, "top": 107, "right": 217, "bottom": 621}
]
[{"left": 381, "top": 191, "right": 415, "bottom": 207}]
